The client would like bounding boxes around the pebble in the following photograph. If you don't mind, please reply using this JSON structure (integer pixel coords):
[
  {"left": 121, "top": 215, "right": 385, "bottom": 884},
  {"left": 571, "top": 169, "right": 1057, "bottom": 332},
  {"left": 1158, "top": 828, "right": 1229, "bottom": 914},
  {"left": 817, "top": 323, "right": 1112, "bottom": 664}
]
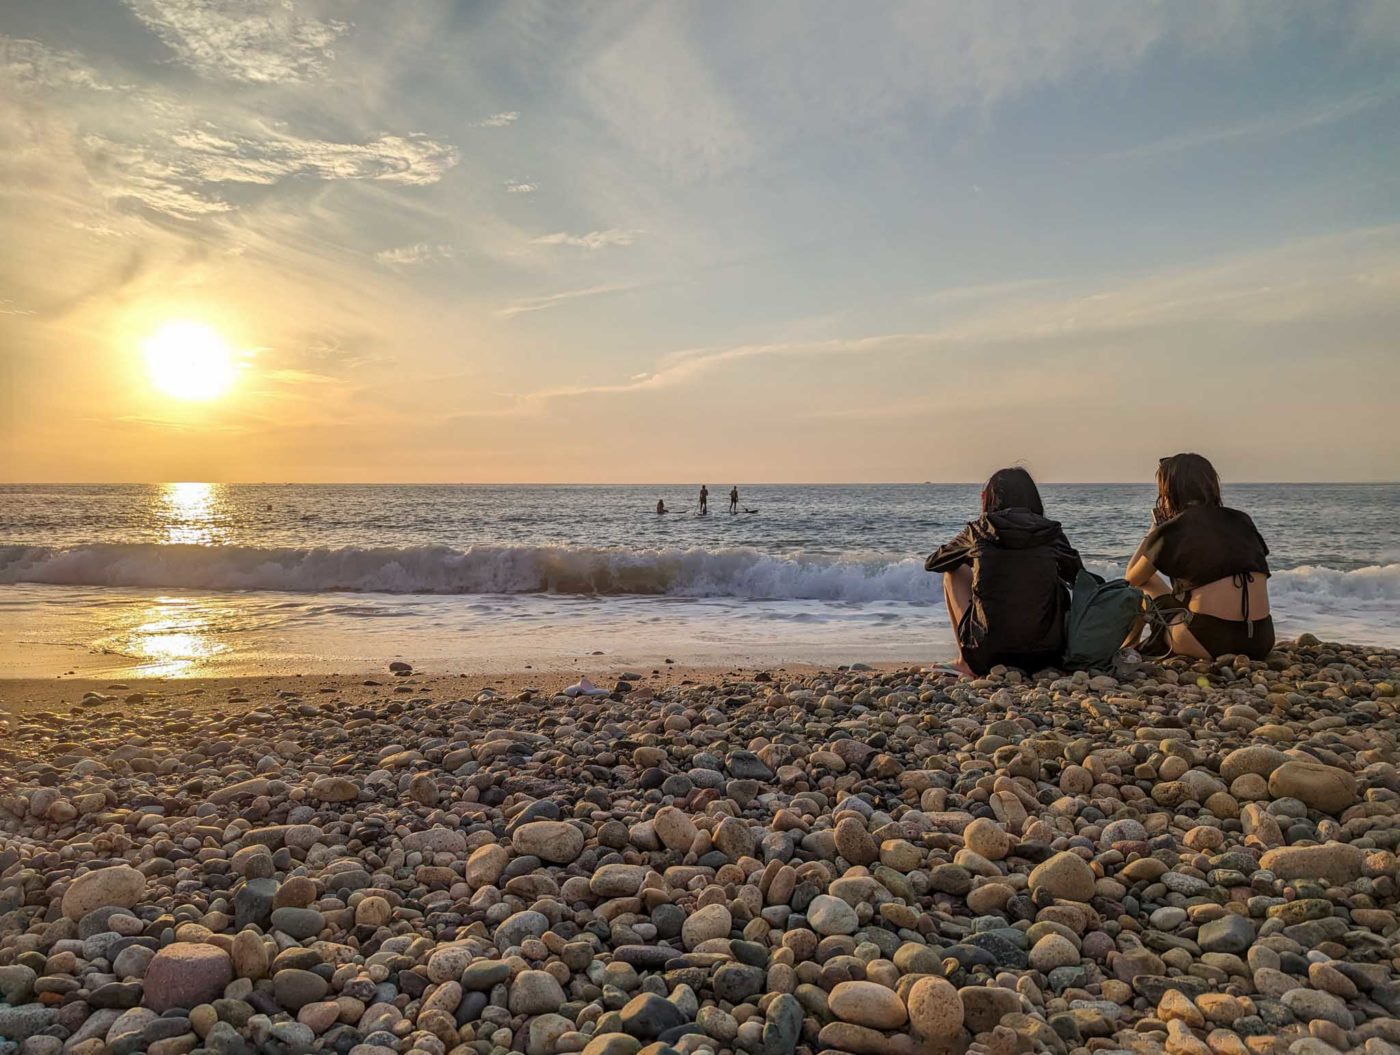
[
  {"left": 829, "top": 980, "right": 908, "bottom": 1029},
  {"left": 0, "top": 641, "right": 1394, "bottom": 1055},
  {"left": 141, "top": 944, "right": 233, "bottom": 1013}
]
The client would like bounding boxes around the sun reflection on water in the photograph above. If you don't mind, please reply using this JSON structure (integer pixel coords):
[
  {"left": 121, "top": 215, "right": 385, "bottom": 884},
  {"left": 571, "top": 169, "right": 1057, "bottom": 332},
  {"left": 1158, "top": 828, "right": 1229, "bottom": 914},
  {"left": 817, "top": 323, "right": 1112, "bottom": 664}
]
[
  {"left": 159, "top": 481, "right": 227, "bottom": 545},
  {"left": 104, "top": 595, "right": 231, "bottom": 677}
]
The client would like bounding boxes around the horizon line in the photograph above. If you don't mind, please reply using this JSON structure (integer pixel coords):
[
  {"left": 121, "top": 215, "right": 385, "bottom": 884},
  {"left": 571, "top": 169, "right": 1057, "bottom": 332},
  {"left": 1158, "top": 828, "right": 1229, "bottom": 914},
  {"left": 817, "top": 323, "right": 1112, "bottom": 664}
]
[{"left": 3, "top": 480, "right": 1397, "bottom": 487}]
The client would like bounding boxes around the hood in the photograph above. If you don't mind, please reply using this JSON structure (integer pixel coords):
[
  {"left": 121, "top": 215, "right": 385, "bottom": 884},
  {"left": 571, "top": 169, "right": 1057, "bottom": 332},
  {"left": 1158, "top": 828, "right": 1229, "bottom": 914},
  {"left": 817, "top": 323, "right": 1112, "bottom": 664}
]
[{"left": 969, "top": 508, "right": 1066, "bottom": 549}]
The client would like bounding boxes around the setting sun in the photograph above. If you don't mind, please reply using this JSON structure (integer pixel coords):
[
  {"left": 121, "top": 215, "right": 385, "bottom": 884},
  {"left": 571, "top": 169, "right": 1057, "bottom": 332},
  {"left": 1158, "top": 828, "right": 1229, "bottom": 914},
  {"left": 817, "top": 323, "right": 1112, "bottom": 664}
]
[{"left": 142, "top": 321, "right": 237, "bottom": 401}]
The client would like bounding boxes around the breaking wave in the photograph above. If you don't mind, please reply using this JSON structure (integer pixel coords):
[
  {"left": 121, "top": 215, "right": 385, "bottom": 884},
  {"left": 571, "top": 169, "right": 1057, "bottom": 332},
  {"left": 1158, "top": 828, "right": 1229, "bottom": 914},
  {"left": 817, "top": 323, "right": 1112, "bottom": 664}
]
[{"left": 1, "top": 542, "right": 1397, "bottom": 609}]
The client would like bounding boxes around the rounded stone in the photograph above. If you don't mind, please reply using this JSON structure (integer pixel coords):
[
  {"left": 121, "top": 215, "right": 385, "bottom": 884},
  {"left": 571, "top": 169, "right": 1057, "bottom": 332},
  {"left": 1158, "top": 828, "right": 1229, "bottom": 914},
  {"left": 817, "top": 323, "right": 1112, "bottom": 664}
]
[
  {"left": 1028, "top": 851, "right": 1096, "bottom": 902},
  {"left": 142, "top": 944, "right": 234, "bottom": 1013},
  {"left": 62, "top": 865, "right": 146, "bottom": 921},
  {"left": 681, "top": 903, "right": 732, "bottom": 949},
  {"left": 1028, "top": 934, "right": 1080, "bottom": 972},
  {"left": 272, "top": 968, "right": 329, "bottom": 1011},
  {"left": 806, "top": 894, "right": 858, "bottom": 936},
  {"left": 963, "top": 818, "right": 1012, "bottom": 861},
  {"left": 833, "top": 818, "right": 879, "bottom": 866},
  {"left": 1268, "top": 761, "right": 1357, "bottom": 814},
  {"left": 829, "top": 980, "right": 908, "bottom": 1030},
  {"left": 907, "top": 976, "right": 964, "bottom": 1041},
  {"left": 512, "top": 820, "right": 586, "bottom": 864},
  {"left": 509, "top": 970, "right": 566, "bottom": 1014}
]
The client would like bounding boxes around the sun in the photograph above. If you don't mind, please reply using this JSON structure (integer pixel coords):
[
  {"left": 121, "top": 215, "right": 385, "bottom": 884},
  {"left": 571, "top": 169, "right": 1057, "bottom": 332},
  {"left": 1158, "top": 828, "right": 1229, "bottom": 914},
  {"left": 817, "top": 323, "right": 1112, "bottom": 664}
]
[{"left": 142, "top": 321, "right": 237, "bottom": 401}]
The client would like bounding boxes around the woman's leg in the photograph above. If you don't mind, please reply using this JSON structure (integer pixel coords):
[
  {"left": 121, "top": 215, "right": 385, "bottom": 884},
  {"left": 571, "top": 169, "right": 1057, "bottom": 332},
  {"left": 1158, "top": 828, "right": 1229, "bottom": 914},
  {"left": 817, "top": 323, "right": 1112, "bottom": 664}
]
[
  {"left": 942, "top": 567, "right": 976, "bottom": 676},
  {"left": 1138, "top": 578, "right": 1212, "bottom": 660},
  {"left": 1123, "top": 572, "right": 1174, "bottom": 648}
]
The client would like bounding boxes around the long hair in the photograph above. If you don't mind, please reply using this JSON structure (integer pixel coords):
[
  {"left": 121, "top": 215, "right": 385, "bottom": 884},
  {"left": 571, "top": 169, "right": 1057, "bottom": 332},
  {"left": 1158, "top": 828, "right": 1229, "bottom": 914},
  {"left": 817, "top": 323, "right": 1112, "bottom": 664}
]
[
  {"left": 981, "top": 467, "right": 1044, "bottom": 516},
  {"left": 1155, "top": 452, "right": 1221, "bottom": 523}
]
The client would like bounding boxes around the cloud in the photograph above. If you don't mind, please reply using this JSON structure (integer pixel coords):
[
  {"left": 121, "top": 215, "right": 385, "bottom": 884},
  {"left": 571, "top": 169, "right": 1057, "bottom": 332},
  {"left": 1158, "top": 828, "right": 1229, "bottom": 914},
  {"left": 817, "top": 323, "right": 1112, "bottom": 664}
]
[
  {"left": 501, "top": 225, "right": 1400, "bottom": 404},
  {"left": 0, "top": 32, "right": 457, "bottom": 222},
  {"left": 123, "top": 0, "right": 349, "bottom": 84},
  {"left": 1102, "top": 84, "right": 1400, "bottom": 162},
  {"left": 474, "top": 111, "right": 519, "bottom": 128},
  {"left": 505, "top": 179, "right": 537, "bottom": 194},
  {"left": 0, "top": 36, "right": 117, "bottom": 92},
  {"left": 570, "top": 1, "right": 1295, "bottom": 181},
  {"left": 496, "top": 281, "right": 647, "bottom": 318},
  {"left": 0, "top": 299, "right": 36, "bottom": 316},
  {"left": 375, "top": 242, "right": 454, "bottom": 266},
  {"left": 530, "top": 228, "right": 638, "bottom": 250},
  {"left": 110, "top": 414, "right": 251, "bottom": 433},
  {"left": 84, "top": 126, "right": 459, "bottom": 219}
]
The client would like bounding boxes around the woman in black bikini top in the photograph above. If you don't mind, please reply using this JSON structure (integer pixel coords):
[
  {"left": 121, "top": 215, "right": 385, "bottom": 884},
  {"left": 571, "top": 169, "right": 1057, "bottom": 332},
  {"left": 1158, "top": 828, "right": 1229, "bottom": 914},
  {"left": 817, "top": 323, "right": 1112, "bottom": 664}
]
[{"left": 1125, "top": 453, "right": 1275, "bottom": 661}]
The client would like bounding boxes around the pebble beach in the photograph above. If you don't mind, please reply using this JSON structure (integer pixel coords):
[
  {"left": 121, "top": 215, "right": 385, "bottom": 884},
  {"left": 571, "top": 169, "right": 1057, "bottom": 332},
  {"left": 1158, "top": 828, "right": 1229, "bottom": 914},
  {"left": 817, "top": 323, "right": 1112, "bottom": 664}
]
[{"left": 2, "top": 639, "right": 1399, "bottom": 1055}]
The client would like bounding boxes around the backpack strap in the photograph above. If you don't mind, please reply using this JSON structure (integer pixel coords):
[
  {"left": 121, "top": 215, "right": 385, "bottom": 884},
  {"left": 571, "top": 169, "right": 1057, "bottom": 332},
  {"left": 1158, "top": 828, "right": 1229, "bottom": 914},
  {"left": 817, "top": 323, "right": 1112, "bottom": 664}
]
[{"left": 1139, "top": 594, "right": 1190, "bottom": 660}]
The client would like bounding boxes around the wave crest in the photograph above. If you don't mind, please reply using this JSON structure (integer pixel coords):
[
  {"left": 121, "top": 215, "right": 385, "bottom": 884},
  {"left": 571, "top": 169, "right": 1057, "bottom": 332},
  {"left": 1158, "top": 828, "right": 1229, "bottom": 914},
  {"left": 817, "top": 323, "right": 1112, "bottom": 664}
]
[{"left": 1, "top": 542, "right": 1395, "bottom": 606}]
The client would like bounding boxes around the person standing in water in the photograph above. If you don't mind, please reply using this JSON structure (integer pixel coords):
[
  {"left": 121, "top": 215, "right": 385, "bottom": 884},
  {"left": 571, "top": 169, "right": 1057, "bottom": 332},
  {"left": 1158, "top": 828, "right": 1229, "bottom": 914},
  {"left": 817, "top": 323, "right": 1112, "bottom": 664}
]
[
  {"left": 698, "top": 485, "right": 709, "bottom": 514},
  {"left": 729, "top": 486, "right": 739, "bottom": 513},
  {"left": 656, "top": 499, "right": 667, "bottom": 514}
]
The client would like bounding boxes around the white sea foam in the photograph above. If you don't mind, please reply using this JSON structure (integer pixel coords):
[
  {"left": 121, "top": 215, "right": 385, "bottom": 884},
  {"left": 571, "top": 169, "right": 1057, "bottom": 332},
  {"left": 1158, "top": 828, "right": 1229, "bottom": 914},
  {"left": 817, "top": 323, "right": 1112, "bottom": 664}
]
[{"left": 2, "top": 542, "right": 1397, "bottom": 613}]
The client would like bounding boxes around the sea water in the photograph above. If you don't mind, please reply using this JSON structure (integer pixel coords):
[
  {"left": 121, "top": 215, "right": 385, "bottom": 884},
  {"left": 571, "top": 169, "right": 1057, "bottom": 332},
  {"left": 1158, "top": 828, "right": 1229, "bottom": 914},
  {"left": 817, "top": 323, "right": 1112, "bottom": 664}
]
[{"left": 0, "top": 483, "right": 1396, "bottom": 676}]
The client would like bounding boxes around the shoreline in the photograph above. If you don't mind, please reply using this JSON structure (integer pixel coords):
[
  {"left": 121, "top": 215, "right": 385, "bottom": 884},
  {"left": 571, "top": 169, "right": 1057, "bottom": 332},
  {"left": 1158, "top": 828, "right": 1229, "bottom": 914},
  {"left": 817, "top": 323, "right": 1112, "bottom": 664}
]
[
  {"left": 0, "top": 640, "right": 1397, "bottom": 1055},
  {"left": 0, "top": 664, "right": 902, "bottom": 718}
]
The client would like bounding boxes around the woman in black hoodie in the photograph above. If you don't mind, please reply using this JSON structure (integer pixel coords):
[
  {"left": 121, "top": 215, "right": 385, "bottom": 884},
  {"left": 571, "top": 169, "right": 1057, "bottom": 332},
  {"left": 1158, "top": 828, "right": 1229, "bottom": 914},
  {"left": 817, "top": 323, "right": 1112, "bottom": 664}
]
[{"left": 925, "top": 468, "right": 1082, "bottom": 676}]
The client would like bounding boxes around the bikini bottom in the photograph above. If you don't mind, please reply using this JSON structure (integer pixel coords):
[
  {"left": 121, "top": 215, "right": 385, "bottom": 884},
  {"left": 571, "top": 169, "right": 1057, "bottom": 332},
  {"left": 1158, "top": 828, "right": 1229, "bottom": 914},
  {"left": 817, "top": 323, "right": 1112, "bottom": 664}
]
[{"left": 1147, "top": 594, "right": 1275, "bottom": 661}]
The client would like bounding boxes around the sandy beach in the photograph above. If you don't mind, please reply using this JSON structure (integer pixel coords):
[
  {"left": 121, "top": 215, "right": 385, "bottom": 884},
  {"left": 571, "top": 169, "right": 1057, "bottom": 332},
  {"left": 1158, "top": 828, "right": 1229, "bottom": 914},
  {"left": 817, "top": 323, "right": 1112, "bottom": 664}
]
[{"left": 1, "top": 638, "right": 1398, "bottom": 1055}]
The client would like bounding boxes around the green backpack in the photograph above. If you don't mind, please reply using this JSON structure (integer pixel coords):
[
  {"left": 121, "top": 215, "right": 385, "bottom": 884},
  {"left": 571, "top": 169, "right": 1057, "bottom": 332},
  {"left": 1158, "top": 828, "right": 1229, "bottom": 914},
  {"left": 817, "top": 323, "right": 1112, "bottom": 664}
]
[{"left": 1064, "top": 569, "right": 1144, "bottom": 670}]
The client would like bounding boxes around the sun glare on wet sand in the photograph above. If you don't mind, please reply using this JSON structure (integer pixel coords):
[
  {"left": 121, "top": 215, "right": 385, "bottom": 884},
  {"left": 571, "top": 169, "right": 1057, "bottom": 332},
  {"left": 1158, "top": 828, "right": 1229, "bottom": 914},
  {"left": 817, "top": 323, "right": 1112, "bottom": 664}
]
[{"left": 142, "top": 321, "right": 238, "bottom": 401}]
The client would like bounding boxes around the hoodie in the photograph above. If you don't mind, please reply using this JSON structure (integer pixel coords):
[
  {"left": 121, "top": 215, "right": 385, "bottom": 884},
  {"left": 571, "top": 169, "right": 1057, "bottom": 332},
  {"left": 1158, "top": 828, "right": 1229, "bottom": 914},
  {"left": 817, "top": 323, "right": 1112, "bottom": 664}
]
[{"left": 926, "top": 508, "right": 1082, "bottom": 674}]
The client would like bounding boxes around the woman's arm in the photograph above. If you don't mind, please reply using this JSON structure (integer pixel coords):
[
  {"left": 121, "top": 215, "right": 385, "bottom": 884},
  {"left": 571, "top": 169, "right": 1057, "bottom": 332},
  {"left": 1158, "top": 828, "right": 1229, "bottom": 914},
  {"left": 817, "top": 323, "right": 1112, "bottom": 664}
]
[
  {"left": 925, "top": 524, "right": 974, "bottom": 573},
  {"left": 1124, "top": 534, "right": 1157, "bottom": 588},
  {"left": 1055, "top": 538, "right": 1084, "bottom": 583}
]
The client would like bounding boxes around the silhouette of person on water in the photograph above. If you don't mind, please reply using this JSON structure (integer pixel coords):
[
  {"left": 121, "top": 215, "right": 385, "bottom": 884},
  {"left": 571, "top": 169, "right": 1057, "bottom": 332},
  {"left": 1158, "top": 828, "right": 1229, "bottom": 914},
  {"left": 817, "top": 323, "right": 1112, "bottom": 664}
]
[
  {"left": 699, "top": 485, "right": 708, "bottom": 514},
  {"left": 729, "top": 486, "right": 739, "bottom": 513},
  {"left": 656, "top": 499, "right": 667, "bottom": 514}
]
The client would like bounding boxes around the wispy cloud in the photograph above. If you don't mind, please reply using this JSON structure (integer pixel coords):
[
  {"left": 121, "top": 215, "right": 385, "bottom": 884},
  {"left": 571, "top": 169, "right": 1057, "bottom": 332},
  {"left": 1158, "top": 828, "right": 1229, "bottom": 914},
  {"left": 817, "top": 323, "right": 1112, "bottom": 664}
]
[
  {"left": 499, "top": 225, "right": 1400, "bottom": 405},
  {"left": 1102, "top": 84, "right": 1399, "bottom": 162},
  {"left": 504, "top": 179, "right": 537, "bottom": 194},
  {"left": 109, "top": 414, "right": 251, "bottom": 433},
  {"left": 530, "top": 228, "right": 638, "bottom": 250},
  {"left": 85, "top": 126, "right": 458, "bottom": 219},
  {"left": 0, "top": 299, "right": 36, "bottom": 317},
  {"left": 924, "top": 278, "right": 1058, "bottom": 309},
  {"left": 474, "top": 111, "right": 519, "bottom": 128},
  {"left": 497, "top": 281, "right": 647, "bottom": 318},
  {"left": 123, "top": 0, "right": 348, "bottom": 84},
  {"left": 1, "top": 30, "right": 458, "bottom": 222},
  {"left": 375, "top": 242, "right": 454, "bottom": 266},
  {"left": 0, "top": 36, "right": 118, "bottom": 92}
]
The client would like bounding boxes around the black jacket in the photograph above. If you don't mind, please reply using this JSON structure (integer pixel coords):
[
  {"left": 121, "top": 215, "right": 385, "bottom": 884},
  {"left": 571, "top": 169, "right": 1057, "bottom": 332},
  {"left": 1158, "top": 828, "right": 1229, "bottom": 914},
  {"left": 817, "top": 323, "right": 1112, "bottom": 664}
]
[{"left": 926, "top": 508, "right": 1082, "bottom": 674}]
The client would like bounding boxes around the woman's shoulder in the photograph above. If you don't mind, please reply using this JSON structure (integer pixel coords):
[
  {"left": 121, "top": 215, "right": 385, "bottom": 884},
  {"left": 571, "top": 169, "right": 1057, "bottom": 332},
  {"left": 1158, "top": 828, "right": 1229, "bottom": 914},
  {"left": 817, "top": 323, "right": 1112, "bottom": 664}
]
[
  {"left": 1216, "top": 505, "right": 1265, "bottom": 533},
  {"left": 1157, "top": 505, "right": 1265, "bottom": 547}
]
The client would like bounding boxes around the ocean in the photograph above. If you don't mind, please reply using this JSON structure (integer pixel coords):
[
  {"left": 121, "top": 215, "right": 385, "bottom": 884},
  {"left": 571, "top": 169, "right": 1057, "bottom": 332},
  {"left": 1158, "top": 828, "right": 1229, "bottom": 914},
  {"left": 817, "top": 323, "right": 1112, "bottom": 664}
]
[{"left": 1, "top": 483, "right": 1396, "bottom": 677}]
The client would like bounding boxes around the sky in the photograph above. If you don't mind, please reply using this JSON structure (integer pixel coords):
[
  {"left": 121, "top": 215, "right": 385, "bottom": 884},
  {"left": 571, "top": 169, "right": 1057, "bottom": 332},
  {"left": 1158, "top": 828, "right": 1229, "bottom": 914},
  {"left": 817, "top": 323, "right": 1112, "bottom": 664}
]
[{"left": 1, "top": 0, "right": 1398, "bottom": 483}]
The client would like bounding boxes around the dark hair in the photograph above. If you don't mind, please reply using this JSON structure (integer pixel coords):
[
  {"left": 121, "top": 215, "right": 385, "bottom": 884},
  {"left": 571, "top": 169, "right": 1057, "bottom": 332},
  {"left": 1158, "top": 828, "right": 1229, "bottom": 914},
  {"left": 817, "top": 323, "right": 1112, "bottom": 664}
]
[
  {"left": 1155, "top": 452, "right": 1221, "bottom": 522},
  {"left": 981, "top": 467, "right": 1043, "bottom": 516}
]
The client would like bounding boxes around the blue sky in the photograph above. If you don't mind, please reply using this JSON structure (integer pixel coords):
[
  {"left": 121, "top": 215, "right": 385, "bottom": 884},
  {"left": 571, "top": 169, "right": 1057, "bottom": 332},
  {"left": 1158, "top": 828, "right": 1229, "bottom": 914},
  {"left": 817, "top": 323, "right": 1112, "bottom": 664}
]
[{"left": 1, "top": 0, "right": 1398, "bottom": 481}]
